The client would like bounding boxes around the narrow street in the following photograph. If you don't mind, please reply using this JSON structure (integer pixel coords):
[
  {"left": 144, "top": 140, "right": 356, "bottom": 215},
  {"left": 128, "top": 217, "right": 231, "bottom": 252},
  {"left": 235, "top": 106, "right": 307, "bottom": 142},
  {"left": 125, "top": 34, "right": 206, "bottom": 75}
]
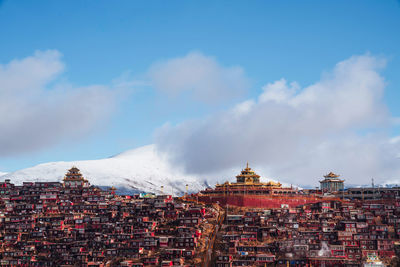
[{"left": 203, "top": 205, "right": 224, "bottom": 267}]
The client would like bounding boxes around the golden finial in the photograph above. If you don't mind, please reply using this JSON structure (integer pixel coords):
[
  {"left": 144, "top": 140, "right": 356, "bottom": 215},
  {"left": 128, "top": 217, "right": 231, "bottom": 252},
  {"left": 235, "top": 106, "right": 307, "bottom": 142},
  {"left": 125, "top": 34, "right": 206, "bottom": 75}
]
[{"left": 246, "top": 162, "right": 249, "bottom": 169}]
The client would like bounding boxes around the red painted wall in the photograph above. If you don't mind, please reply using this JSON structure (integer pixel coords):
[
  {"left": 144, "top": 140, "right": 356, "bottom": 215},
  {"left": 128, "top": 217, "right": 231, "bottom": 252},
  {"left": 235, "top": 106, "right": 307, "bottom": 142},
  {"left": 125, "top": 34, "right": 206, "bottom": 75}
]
[{"left": 198, "top": 195, "right": 326, "bottom": 208}]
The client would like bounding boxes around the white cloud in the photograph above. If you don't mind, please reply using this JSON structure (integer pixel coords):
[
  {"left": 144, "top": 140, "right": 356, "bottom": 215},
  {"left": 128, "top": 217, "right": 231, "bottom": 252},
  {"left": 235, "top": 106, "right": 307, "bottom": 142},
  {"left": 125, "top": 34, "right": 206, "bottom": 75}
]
[
  {"left": 155, "top": 54, "right": 400, "bottom": 186},
  {"left": 259, "top": 78, "right": 300, "bottom": 103},
  {"left": 390, "top": 136, "right": 400, "bottom": 144},
  {"left": 148, "top": 52, "right": 249, "bottom": 104},
  {"left": 0, "top": 50, "right": 117, "bottom": 156}
]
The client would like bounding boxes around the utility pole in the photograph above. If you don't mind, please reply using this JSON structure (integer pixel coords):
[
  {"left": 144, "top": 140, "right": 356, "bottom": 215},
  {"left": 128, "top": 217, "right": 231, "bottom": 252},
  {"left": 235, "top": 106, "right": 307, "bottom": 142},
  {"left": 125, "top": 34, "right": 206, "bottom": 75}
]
[{"left": 372, "top": 178, "right": 375, "bottom": 200}]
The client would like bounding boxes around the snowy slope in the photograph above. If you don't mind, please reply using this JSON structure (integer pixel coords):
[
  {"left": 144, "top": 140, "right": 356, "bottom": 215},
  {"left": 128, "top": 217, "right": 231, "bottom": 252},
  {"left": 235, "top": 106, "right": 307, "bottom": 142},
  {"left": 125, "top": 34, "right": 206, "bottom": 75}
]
[
  {"left": 0, "top": 145, "right": 207, "bottom": 195},
  {"left": 0, "top": 144, "right": 299, "bottom": 195}
]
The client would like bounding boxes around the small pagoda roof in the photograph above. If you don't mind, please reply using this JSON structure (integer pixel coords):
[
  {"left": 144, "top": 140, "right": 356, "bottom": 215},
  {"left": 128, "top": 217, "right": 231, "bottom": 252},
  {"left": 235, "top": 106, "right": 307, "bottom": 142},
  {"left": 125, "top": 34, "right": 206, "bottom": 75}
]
[
  {"left": 324, "top": 172, "right": 340, "bottom": 178},
  {"left": 63, "top": 167, "right": 87, "bottom": 182},
  {"left": 320, "top": 172, "right": 344, "bottom": 183}
]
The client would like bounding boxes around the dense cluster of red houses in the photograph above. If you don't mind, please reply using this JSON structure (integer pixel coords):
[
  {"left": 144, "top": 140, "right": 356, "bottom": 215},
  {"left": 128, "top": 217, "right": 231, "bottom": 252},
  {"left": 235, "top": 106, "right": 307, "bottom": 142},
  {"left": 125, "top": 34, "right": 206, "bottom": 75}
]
[
  {"left": 2, "top": 167, "right": 400, "bottom": 266},
  {"left": 214, "top": 200, "right": 400, "bottom": 266},
  {"left": 0, "top": 168, "right": 217, "bottom": 266}
]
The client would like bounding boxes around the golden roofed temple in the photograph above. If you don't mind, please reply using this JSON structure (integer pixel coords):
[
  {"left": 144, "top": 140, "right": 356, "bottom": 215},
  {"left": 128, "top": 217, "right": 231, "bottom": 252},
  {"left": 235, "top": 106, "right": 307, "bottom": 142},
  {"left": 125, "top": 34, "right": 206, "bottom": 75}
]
[
  {"left": 320, "top": 172, "right": 345, "bottom": 193},
  {"left": 235, "top": 162, "right": 281, "bottom": 187},
  {"left": 236, "top": 162, "right": 260, "bottom": 183},
  {"left": 197, "top": 163, "right": 326, "bottom": 208},
  {"left": 201, "top": 163, "right": 294, "bottom": 196},
  {"left": 63, "top": 167, "right": 89, "bottom": 188}
]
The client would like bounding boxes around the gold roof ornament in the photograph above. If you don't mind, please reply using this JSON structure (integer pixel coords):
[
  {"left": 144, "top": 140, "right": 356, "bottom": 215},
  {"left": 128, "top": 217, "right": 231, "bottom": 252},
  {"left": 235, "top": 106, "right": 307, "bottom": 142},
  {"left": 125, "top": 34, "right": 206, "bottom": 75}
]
[
  {"left": 324, "top": 172, "right": 340, "bottom": 178},
  {"left": 266, "top": 181, "right": 282, "bottom": 187},
  {"left": 320, "top": 171, "right": 345, "bottom": 183}
]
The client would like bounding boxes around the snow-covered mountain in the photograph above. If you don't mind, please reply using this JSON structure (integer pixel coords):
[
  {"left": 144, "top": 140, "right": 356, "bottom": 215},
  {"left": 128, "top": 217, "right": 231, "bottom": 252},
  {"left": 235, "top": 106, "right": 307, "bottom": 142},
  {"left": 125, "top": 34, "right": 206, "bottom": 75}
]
[
  {"left": 0, "top": 144, "right": 298, "bottom": 195},
  {"left": 0, "top": 145, "right": 208, "bottom": 195}
]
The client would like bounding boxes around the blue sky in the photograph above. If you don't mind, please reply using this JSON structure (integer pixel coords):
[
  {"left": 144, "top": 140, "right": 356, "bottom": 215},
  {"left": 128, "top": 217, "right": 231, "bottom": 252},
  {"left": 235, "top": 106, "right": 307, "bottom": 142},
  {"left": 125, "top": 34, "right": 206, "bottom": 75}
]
[{"left": 0, "top": 0, "right": 400, "bottom": 183}]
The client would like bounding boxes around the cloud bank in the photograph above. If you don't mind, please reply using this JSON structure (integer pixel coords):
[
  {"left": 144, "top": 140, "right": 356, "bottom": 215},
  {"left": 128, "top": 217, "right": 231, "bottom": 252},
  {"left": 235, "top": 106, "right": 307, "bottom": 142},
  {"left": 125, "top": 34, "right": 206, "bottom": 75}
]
[
  {"left": 155, "top": 54, "right": 400, "bottom": 185},
  {"left": 148, "top": 52, "right": 249, "bottom": 104},
  {"left": 0, "top": 50, "right": 117, "bottom": 156}
]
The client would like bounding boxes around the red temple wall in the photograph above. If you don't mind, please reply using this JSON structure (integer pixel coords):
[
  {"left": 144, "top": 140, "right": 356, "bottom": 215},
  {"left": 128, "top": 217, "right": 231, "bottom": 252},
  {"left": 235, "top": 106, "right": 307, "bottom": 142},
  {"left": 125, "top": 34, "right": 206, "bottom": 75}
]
[{"left": 197, "top": 195, "right": 325, "bottom": 208}]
